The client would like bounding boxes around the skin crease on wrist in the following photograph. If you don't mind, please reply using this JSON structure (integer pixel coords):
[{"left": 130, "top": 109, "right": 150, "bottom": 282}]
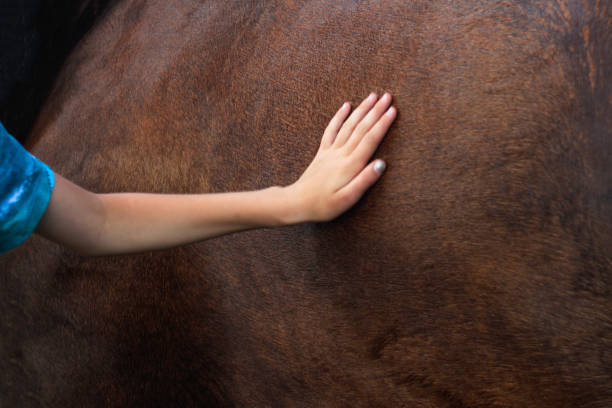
[{"left": 35, "top": 92, "right": 397, "bottom": 256}]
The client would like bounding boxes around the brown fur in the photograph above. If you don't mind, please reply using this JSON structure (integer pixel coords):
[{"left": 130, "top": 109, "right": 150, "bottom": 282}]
[{"left": 1, "top": 1, "right": 611, "bottom": 406}]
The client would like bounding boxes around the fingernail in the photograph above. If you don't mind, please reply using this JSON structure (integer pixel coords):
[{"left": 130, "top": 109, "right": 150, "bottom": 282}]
[
  {"left": 368, "top": 92, "right": 377, "bottom": 101},
  {"left": 386, "top": 106, "right": 396, "bottom": 116},
  {"left": 374, "top": 160, "right": 386, "bottom": 174}
]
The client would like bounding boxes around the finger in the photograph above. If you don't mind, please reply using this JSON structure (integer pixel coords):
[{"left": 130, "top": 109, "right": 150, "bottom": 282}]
[
  {"left": 344, "top": 92, "right": 392, "bottom": 153},
  {"left": 335, "top": 159, "right": 386, "bottom": 208},
  {"left": 353, "top": 106, "right": 396, "bottom": 164},
  {"left": 333, "top": 93, "right": 378, "bottom": 147},
  {"left": 320, "top": 102, "right": 351, "bottom": 149}
]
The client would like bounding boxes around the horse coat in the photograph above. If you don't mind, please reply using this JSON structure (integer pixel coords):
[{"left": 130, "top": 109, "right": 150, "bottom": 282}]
[{"left": 1, "top": 1, "right": 611, "bottom": 406}]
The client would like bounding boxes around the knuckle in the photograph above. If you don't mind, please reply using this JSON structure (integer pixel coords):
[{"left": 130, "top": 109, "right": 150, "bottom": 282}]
[
  {"left": 334, "top": 130, "right": 348, "bottom": 146},
  {"left": 353, "top": 122, "right": 366, "bottom": 137},
  {"left": 325, "top": 118, "right": 340, "bottom": 132},
  {"left": 352, "top": 107, "right": 366, "bottom": 119},
  {"left": 373, "top": 103, "right": 386, "bottom": 115},
  {"left": 338, "top": 187, "right": 357, "bottom": 205},
  {"left": 363, "top": 132, "right": 377, "bottom": 147},
  {"left": 369, "top": 128, "right": 385, "bottom": 141},
  {"left": 356, "top": 118, "right": 373, "bottom": 134},
  {"left": 323, "top": 125, "right": 334, "bottom": 138},
  {"left": 344, "top": 115, "right": 358, "bottom": 128}
]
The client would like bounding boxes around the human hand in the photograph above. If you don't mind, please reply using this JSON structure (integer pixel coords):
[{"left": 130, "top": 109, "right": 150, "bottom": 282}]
[
  {"left": 33, "top": 93, "right": 395, "bottom": 254},
  {"left": 285, "top": 92, "right": 396, "bottom": 223}
]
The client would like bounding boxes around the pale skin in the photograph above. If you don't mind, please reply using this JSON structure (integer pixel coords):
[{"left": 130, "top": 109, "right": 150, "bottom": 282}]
[{"left": 35, "top": 92, "right": 397, "bottom": 256}]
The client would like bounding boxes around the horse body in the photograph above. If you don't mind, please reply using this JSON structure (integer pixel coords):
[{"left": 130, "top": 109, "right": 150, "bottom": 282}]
[{"left": 2, "top": 1, "right": 611, "bottom": 406}]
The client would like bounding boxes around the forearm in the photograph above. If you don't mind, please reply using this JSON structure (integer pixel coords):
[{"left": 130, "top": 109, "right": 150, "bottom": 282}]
[
  {"left": 37, "top": 174, "right": 299, "bottom": 256},
  {"left": 96, "top": 187, "right": 294, "bottom": 254}
]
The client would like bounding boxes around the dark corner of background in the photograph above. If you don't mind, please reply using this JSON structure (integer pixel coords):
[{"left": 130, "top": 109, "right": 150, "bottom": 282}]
[{"left": 0, "top": 0, "right": 117, "bottom": 144}]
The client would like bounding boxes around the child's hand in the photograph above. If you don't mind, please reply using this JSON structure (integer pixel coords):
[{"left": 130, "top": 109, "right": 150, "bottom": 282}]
[
  {"left": 35, "top": 93, "right": 395, "bottom": 255},
  {"left": 286, "top": 92, "right": 396, "bottom": 223}
]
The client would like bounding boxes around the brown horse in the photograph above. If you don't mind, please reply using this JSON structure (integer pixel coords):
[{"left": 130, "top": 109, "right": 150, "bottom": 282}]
[{"left": 1, "top": 1, "right": 611, "bottom": 406}]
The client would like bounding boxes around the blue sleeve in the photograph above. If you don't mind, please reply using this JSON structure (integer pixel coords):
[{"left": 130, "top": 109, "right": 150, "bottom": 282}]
[{"left": 0, "top": 122, "right": 55, "bottom": 253}]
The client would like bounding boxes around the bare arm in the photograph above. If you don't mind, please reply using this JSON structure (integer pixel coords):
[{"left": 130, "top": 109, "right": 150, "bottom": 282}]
[
  {"left": 37, "top": 180, "right": 298, "bottom": 255},
  {"left": 36, "top": 93, "right": 396, "bottom": 255}
]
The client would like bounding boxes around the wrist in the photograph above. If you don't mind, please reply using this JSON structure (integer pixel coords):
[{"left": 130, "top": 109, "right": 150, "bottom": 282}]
[{"left": 272, "top": 184, "right": 308, "bottom": 226}]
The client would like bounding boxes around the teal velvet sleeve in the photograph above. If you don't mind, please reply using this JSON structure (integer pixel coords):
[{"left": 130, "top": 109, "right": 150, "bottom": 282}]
[{"left": 0, "top": 122, "right": 55, "bottom": 253}]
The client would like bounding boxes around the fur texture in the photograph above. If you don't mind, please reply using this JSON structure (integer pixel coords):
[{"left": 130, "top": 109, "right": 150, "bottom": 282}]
[{"left": 1, "top": 1, "right": 611, "bottom": 406}]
